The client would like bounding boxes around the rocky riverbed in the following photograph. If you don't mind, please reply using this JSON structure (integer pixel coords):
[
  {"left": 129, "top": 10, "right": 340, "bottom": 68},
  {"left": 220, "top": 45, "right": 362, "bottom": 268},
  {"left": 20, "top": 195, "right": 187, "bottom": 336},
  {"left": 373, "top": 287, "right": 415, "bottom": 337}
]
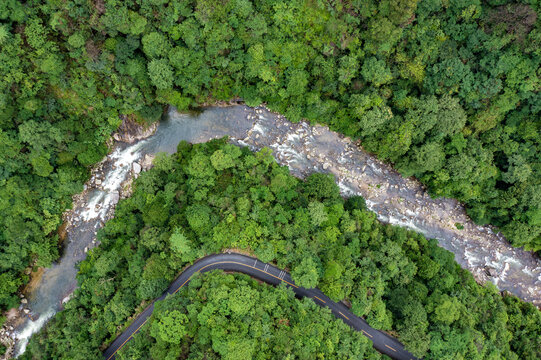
[{"left": 231, "top": 106, "right": 541, "bottom": 306}]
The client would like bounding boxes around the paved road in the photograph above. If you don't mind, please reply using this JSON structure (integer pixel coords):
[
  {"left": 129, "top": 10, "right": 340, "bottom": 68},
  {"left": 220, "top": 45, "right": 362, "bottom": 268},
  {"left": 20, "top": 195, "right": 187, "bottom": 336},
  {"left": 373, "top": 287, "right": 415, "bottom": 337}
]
[{"left": 103, "top": 253, "right": 419, "bottom": 360}]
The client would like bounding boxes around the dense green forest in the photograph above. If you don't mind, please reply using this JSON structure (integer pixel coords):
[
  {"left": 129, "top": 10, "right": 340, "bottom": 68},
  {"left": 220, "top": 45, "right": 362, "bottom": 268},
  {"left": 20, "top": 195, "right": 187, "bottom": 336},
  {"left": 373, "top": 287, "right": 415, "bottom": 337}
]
[
  {"left": 115, "top": 271, "right": 382, "bottom": 360},
  {"left": 0, "top": 0, "right": 540, "bottom": 330},
  {"left": 23, "top": 140, "right": 541, "bottom": 359}
]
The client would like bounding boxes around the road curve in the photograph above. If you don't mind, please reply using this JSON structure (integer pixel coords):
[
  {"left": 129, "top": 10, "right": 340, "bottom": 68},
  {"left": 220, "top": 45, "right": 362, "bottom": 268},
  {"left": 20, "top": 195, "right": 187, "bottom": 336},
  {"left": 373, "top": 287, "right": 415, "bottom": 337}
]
[{"left": 103, "top": 253, "right": 419, "bottom": 360}]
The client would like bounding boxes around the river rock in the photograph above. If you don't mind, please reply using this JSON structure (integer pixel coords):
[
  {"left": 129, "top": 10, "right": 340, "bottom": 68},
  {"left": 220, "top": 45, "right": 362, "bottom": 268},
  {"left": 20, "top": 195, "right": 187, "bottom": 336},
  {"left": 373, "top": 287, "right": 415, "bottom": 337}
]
[
  {"left": 21, "top": 298, "right": 27, "bottom": 304},
  {"left": 113, "top": 116, "right": 158, "bottom": 143},
  {"left": 23, "top": 309, "right": 29, "bottom": 314},
  {"left": 110, "top": 191, "right": 120, "bottom": 205},
  {"left": 132, "top": 162, "right": 141, "bottom": 174},
  {"left": 62, "top": 294, "right": 72, "bottom": 304},
  {"left": 95, "top": 179, "right": 102, "bottom": 185},
  {"left": 140, "top": 154, "right": 155, "bottom": 170},
  {"left": 487, "top": 267, "right": 499, "bottom": 277}
]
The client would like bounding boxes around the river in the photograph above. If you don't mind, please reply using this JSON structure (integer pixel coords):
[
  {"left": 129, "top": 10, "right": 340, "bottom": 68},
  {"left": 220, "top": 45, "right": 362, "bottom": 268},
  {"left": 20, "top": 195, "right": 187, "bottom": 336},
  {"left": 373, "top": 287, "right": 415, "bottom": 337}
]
[{"left": 11, "top": 105, "right": 541, "bottom": 356}]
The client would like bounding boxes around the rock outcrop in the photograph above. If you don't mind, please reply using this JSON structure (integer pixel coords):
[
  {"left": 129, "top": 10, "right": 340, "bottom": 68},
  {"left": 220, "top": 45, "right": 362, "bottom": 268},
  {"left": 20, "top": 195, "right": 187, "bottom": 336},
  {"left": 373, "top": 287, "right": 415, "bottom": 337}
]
[{"left": 112, "top": 115, "right": 158, "bottom": 144}]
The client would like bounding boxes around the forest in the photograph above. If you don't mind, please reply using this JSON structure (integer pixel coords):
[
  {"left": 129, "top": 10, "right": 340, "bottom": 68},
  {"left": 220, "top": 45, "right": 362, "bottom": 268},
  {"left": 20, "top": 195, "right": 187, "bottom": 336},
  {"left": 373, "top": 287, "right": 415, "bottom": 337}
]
[
  {"left": 22, "top": 140, "right": 541, "bottom": 359},
  {"left": 115, "top": 271, "right": 382, "bottom": 360},
  {"left": 0, "top": 0, "right": 540, "bottom": 312}
]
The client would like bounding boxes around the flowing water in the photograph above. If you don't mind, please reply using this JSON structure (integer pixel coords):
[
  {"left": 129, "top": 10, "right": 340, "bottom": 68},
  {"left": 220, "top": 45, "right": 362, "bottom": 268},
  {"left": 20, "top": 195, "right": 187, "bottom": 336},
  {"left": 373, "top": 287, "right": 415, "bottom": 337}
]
[{"left": 13, "top": 105, "right": 541, "bottom": 356}]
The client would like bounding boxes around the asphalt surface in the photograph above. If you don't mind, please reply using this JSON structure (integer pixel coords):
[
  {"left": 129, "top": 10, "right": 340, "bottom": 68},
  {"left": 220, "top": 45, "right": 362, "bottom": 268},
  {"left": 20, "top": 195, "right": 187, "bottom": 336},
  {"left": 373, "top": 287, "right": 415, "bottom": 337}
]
[{"left": 103, "top": 253, "right": 419, "bottom": 360}]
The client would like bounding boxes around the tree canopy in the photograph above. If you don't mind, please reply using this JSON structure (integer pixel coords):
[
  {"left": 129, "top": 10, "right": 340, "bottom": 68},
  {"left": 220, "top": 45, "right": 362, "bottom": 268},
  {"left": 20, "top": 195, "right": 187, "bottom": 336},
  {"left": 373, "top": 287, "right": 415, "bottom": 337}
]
[{"left": 116, "top": 271, "right": 379, "bottom": 360}]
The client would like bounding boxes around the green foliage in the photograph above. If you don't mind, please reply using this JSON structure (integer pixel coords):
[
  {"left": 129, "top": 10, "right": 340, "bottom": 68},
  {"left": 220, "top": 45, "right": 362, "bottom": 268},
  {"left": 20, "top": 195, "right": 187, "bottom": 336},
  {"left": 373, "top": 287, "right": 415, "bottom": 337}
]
[
  {"left": 185, "top": 204, "right": 211, "bottom": 234},
  {"left": 361, "top": 57, "right": 393, "bottom": 87},
  {"left": 67, "top": 33, "right": 85, "bottom": 48},
  {"left": 142, "top": 32, "right": 170, "bottom": 58},
  {"left": 170, "top": 228, "right": 197, "bottom": 263},
  {"left": 149, "top": 309, "right": 188, "bottom": 344},
  {"left": 308, "top": 201, "right": 328, "bottom": 227},
  {"left": 0, "top": 273, "right": 21, "bottom": 308},
  {"left": 148, "top": 59, "right": 174, "bottom": 90},
  {"left": 23, "top": 141, "right": 541, "bottom": 360},
  {"left": 120, "top": 272, "right": 377, "bottom": 359},
  {"left": 433, "top": 295, "right": 462, "bottom": 325},
  {"left": 152, "top": 152, "right": 174, "bottom": 172},
  {"left": 30, "top": 154, "right": 54, "bottom": 177},
  {"left": 291, "top": 256, "right": 320, "bottom": 288},
  {"left": 209, "top": 144, "right": 241, "bottom": 171}
]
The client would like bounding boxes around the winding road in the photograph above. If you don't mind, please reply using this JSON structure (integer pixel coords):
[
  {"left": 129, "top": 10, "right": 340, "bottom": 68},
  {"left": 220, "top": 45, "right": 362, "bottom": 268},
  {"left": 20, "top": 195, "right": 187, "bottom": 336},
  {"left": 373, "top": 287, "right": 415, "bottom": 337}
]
[{"left": 103, "top": 253, "right": 419, "bottom": 360}]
